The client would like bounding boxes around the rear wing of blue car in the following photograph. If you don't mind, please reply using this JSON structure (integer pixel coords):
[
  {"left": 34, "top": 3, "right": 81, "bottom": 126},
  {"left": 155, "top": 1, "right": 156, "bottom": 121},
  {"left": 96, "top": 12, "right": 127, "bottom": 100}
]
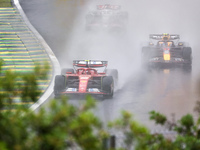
[
  {"left": 149, "top": 34, "right": 180, "bottom": 41},
  {"left": 73, "top": 60, "right": 108, "bottom": 68}
]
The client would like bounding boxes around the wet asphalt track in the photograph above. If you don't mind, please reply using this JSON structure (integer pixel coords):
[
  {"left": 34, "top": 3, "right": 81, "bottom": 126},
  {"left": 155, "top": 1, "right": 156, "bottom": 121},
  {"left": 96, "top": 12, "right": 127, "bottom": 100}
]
[{"left": 20, "top": 0, "right": 200, "bottom": 130}]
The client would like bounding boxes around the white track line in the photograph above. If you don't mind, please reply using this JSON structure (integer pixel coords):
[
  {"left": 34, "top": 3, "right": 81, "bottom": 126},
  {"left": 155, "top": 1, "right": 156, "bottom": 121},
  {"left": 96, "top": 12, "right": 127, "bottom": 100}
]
[{"left": 14, "top": 0, "right": 61, "bottom": 111}]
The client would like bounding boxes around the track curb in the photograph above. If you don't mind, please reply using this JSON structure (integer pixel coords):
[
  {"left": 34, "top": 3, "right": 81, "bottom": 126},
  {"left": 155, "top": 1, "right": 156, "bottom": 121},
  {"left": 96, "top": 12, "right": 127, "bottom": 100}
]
[{"left": 13, "top": 0, "right": 61, "bottom": 111}]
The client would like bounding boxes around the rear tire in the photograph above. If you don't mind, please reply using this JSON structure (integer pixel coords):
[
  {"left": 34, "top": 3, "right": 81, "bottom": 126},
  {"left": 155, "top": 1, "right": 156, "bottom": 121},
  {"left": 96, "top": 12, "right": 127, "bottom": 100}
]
[
  {"left": 183, "top": 47, "right": 192, "bottom": 64},
  {"left": 61, "top": 68, "right": 74, "bottom": 75},
  {"left": 54, "top": 75, "right": 66, "bottom": 97},
  {"left": 106, "top": 69, "right": 118, "bottom": 87},
  {"left": 102, "top": 76, "right": 114, "bottom": 99}
]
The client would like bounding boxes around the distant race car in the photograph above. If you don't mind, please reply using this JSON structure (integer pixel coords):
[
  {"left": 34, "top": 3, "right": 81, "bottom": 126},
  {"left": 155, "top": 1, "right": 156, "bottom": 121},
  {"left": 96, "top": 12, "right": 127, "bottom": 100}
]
[
  {"left": 54, "top": 60, "right": 118, "bottom": 98},
  {"left": 85, "top": 4, "right": 128, "bottom": 32},
  {"left": 141, "top": 33, "right": 192, "bottom": 71}
]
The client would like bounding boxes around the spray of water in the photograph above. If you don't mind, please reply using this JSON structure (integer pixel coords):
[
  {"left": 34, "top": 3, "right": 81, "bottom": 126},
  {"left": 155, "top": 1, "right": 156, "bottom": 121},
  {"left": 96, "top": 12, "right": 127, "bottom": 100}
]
[
  {"left": 20, "top": 0, "right": 200, "bottom": 127},
  {"left": 56, "top": 0, "right": 200, "bottom": 87}
]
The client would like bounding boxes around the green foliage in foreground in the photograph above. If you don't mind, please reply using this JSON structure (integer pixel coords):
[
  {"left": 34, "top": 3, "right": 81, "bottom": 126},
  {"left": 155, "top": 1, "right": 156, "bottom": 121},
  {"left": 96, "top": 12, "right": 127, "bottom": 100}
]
[
  {"left": 1, "top": 61, "right": 200, "bottom": 149},
  {"left": 2, "top": 96, "right": 200, "bottom": 150},
  {"left": 0, "top": 60, "right": 50, "bottom": 110},
  {"left": 0, "top": 0, "right": 12, "bottom": 7}
]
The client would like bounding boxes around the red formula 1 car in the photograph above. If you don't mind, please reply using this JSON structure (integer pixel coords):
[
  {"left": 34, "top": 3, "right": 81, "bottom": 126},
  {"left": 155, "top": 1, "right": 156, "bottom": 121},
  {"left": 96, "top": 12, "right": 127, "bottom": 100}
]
[{"left": 54, "top": 60, "right": 118, "bottom": 99}]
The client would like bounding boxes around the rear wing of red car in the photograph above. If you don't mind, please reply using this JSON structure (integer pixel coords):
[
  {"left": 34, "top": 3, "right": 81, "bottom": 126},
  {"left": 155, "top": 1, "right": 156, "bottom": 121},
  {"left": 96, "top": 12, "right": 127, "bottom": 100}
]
[
  {"left": 149, "top": 34, "right": 180, "bottom": 41},
  {"left": 97, "top": 4, "right": 121, "bottom": 10},
  {"left": 73, "top": 60, "right": 108, "bottom": 68}
]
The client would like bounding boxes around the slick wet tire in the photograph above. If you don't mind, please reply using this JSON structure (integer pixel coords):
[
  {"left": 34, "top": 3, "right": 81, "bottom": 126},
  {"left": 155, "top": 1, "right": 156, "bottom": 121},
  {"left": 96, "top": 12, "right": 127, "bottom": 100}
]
[
  {"left": 61, "top": 68, "right": 74, "bottom": 75},
  {"left": 183, "top": 47, "right": 192, "bottom": 63},
  {"left": 106, "top": 69, "right": 118, "bottom": 87},
  {"left": 54, "top": 75, "right": 65, "bottom": 97},
  {"left": 102, "top": 76, "right": 114, "bottom": 99}
]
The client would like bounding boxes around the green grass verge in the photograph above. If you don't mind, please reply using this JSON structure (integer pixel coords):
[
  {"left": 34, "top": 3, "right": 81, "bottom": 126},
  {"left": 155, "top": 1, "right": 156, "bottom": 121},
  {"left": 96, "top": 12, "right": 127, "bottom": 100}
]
[{"left": 0, "top": 0, "right": 12, "bottom": 7}]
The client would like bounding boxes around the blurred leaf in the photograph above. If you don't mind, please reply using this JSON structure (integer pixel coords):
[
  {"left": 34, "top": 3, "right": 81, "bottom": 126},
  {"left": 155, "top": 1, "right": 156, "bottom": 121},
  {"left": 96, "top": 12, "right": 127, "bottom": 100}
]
[{"left": 149, "top": 111, "right": 167, "bottom": 125}]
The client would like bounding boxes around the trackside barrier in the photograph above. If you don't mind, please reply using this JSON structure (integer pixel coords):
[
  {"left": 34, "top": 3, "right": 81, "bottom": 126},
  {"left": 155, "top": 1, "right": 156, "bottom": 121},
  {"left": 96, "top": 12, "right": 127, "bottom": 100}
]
[{"left": 13, "top": 0, "right": 61, "bottom": 111}]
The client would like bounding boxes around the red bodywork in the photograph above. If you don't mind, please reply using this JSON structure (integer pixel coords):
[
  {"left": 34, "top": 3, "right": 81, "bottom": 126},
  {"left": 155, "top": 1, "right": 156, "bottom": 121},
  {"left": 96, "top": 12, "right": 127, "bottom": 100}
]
[{"left": 61, "top": 68, "right": 108, "bottom": 95}]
